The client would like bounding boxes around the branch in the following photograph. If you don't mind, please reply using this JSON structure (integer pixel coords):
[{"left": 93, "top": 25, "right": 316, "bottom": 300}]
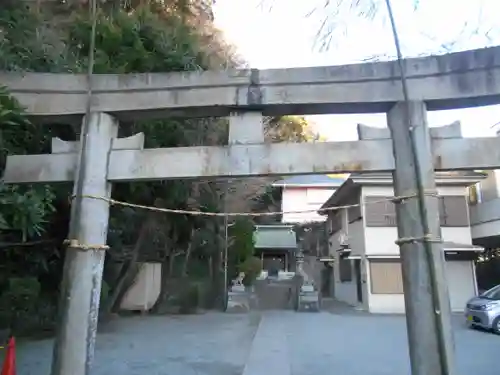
[{"left": 309, "top": 0, "right": 496, "bottom": 59}]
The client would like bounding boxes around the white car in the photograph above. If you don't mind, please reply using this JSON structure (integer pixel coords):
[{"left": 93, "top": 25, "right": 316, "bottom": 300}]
[{"left": 465, "top": 284, "right": 500, "bottom": 334}]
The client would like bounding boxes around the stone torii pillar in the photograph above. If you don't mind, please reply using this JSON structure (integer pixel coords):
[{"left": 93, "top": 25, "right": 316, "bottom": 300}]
[
  {"left": 3, "top": 106, "right": 491, "bottom": 375},
  {"left": 389, "top": 102, "right": 456, "bottom": 375},
  {"left": 5, "top": 111, "right": 265, "bottom": 375},
  {"left": 359, "top": 111, "right": 460, "bottom": 375},
  {"left": 50, "top": 113, "right": 145, "bottom": 375}
]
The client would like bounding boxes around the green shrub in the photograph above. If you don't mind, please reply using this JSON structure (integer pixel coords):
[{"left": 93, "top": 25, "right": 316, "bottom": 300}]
[
  {"left": 178, "top": 283, "right": 200, "bottom": 314},
  {"left": 0, "top": 277, "right": 56, "bottom": 335}
]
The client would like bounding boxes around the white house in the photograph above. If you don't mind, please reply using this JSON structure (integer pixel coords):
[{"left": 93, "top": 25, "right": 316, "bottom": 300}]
[
  {"left": 272, "top": 174, "right": 347, "bottom": 223},
  {"left": 467, "top": 121, "right": 500, "bottom": 247},
  {"left": 320, "top": 172, "right": 486, "bottom": 314},
  {"left": 469, "top": 167, "right": 500, "bottom": 248}
]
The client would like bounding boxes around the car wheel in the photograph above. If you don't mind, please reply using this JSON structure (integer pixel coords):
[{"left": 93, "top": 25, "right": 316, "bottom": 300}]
[{"left": 492, "top": 317, "right": 500, "bottom": 334}]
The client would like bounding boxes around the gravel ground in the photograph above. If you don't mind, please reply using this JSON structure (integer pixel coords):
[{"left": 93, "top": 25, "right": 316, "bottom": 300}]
[{"left": 14, "top": 310, "right": 500, "bottom": 375}]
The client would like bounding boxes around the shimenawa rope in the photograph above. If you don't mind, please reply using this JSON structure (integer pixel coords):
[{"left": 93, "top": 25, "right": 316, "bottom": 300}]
[{"left": 64, "top": 191, "right": 443, "bottom": 251}]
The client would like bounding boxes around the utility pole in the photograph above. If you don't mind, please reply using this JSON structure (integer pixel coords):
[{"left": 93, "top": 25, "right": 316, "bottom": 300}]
[{"left": 388, "top": 102, "right": 456, "bottom": 375}]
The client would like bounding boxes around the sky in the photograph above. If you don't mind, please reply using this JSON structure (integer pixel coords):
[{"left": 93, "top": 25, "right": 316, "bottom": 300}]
[{"left": 213, "top": 0, "right": 500, "bottom": 141}]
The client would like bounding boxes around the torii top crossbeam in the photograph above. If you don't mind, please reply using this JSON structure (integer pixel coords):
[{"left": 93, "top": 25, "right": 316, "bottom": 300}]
[
  {"left": 4, "top": 46, "right": 500, "bottom": 183},
  {"left": 2, "top": 46, "right": 500, "bottom": 121}
]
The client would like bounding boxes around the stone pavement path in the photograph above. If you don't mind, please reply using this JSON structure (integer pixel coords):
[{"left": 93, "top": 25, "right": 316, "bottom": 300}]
[
  {"left": 17, "top": 313, "right": 260, "bottom": 375},
  {"left": 16, "top": 310, "right": 500, "bottom": 375},
  {"left": 242, "top": 312, "right": 290, "bottom": 375}
]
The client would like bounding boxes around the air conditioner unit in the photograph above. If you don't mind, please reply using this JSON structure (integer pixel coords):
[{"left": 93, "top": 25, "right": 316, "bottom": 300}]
[
  {"left": 337, "top": 231, "right": 351, "bottom": 258},
  {"left": 338, "top": 231, "right": 350, "bottom": 249}
]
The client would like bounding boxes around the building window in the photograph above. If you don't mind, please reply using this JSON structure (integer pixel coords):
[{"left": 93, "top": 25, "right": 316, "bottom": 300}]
[
  {"left": 369, "top": 259, "right": 403, "bottom": 294},
  {"left": 339, "top": 258, "right": 352, "bottom": 282},
  {"left": 365, "top": 195, "right": 470, "bottom": 227},
  {"left": 364, "top": 196, "right": 397, "bottom": 227},
  {"left": 438, "top": 196, "right": 469, "bottom": 227}
]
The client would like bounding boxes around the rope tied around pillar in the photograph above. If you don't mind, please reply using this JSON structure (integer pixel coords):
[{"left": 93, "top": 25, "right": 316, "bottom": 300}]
[
  {"left": 390, "top": 190, "right": 440, "bottom": 204},
  {"left": 395, "top": 234, "right": 443, "bottom": 246},
  {"left": 63, "top": 239, "right": 109, "bottom": 252},
  {"left": 390, "top": 191, "right": 442, "bottom": 246}
]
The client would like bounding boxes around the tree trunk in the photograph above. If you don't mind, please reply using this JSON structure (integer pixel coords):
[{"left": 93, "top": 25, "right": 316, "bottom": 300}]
[
  {"left": 181, "top": 229, "right": 195, "bottom": 277},
  {"left": 151, "top": 227, "right": 178, "bottom": 312},
  {"left": 168, "top": 253, "right": 175, "bottom": 277},
  {"left": 207, "top": 226, "right": 222, "bottom": 308}
]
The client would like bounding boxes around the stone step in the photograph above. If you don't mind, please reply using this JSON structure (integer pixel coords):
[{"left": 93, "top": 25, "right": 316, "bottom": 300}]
[{"left": 254, "top": 283, "right": 296, "bottom": 310}]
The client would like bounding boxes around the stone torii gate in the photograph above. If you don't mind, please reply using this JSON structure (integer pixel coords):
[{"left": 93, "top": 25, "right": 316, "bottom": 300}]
[{"left": 3, "top": 46, "right": 500, "bottom": 375}]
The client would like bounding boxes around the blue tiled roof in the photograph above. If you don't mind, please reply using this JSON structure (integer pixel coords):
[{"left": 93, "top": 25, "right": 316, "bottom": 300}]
[{"left": 272, "top": 174, "right": 347, "bottom": 187}]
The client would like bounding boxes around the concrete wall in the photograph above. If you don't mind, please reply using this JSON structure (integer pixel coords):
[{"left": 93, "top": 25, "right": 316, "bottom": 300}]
[
  {"left": 471, "top": 214, "right": 500, "bottom": 241},
  {"left": 120, "top": 263, "right": 162, "bottom": 311},
  {"left": 282, "top": 187, "right": 336, "bottom": 223},
  {"left": 477, "top": 171, "right": 500, "bottom": 202},
  {"left": 476, "top": 130, "right": 500, "bottom": 203},
  {"left": 363, "top": 227, "right": 472, "bottom": 256},
  {"left": 468, "top": 129, "right": 500, "bottom": 241},
  {"left": 348, "top": 220, "right": 365, "bottom": 256},
  {"left": 329, "top": 220, "right": 365, "bottom": 256},
  {"left": 470, "top": 173, "right": 500, "bottom": 242},
  {"left": 333, "top": 258, "right": 359, "bottom": 307},
  {"left": 329, "top": 213, "right": 366, "bottom": 308}
]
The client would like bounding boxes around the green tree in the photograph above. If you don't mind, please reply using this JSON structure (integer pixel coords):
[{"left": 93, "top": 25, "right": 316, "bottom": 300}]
[
  {"left": 0, "top": 88, "right": 56, "bottom": 241},
  {"left": 0, "top": 0, "right": 322, "bottom": 327},
  {"left": 226, "top": 217, "right": 255, "bottom": 282},
  {"left": 266, "top": 115, "right": 320, "bottom": 143}
]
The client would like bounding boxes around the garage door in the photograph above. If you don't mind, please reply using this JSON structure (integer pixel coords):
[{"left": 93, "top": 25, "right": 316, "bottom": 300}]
[{"left": 446, "top": 261, "right": 476, "bottom": 312}]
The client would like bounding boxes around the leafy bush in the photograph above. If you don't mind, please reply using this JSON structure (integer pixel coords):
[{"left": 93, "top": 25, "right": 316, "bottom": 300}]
[
  {"left": 229, "top": 218, "right": 255, "bottom": 262},
  {"left": 0, "top": 87, "right": 56, "bottom": 241},
  {"left": 4, "top": 277, "right": 41, "bottom": 299},
  {"left": 0, "top": 2, "right": 231, "bottom": 327},
  {"left": 227, "top": 218, "right": 256, "bottom": 283},
  {"left": 0, "top": 277, "right": 54, "bottom": 334},
  {"left": 178, "top": 283, "right": 200, "bottom": 314}
]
